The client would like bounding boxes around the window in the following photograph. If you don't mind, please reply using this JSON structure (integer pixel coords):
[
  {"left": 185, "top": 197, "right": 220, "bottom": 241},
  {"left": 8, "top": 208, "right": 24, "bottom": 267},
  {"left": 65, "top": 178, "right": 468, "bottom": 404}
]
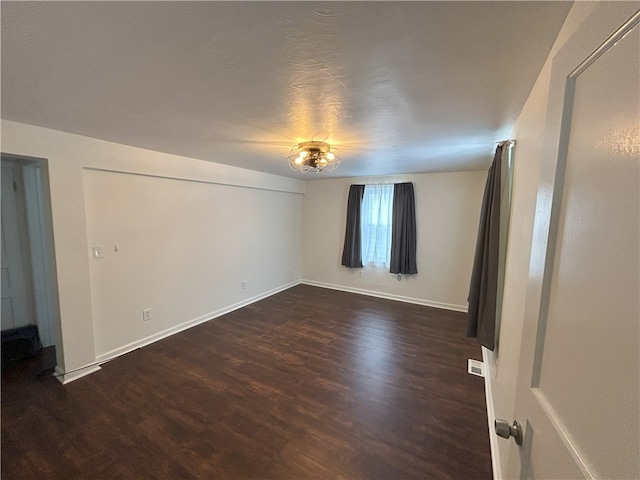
[
  {"left": 361, "top": 184, "right": 393, "bottom": 268},
  {"left": 341, "top": 182, "right": 417, "bottom": 274}
]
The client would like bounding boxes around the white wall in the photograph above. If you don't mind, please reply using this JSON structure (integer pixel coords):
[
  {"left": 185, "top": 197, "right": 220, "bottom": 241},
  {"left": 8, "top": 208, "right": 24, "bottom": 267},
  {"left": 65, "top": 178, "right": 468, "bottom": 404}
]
[
  {"left": 1, "top": 120, "right": 305, "bottom": 380},
  {"left": 301, "top": 172, "right": 486, "bottom": 311},
  {"left": 84, "top": 169, "right": 302, "bottom": 359}
]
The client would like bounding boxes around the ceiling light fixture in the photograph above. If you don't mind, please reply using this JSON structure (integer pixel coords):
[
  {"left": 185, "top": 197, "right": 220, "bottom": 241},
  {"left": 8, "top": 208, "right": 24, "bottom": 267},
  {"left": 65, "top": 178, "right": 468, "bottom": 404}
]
[{"left": 287, "top": 141, "right": 341, "bottom": 173}]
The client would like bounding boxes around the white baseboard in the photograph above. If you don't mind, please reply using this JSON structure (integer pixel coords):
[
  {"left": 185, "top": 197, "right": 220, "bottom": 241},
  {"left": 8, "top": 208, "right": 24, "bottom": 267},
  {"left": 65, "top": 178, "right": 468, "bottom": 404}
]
[
  {"left": 94, "top": 281, "right": 301, "bottom": 366},
  {"left": 55, "top": 281, "right": 300, "bottom": 384},
  {"left": 55, "top": 364, "right": 102, "bottom": 385},
  {"left": 301, "top": 279, "right": 468, "bottom": 313},
  {"left": 482, "top": 347, "right": 502, "bottom": 480},
  {"left": 61, "top": 280, "right": 465, "bottom": 384}
]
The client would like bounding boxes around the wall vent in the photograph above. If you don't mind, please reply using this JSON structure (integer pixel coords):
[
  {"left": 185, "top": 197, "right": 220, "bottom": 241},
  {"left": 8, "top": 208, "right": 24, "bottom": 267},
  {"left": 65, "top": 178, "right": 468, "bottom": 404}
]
[{"left": 468, "top": 359, "right": 485, "bottom": 377}]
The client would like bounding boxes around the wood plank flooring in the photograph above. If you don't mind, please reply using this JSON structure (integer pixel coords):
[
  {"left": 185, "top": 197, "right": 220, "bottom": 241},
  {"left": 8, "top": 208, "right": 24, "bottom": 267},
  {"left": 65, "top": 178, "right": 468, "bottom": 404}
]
[{"left": 2, "top": 284, "right": 492, "bottom": 479}]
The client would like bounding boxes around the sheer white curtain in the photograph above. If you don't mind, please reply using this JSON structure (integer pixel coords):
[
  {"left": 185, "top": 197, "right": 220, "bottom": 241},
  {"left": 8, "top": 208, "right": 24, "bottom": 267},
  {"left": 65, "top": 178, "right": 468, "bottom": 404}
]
[{"left": 361, "top": 184, "right": 393, "bottom": 268}]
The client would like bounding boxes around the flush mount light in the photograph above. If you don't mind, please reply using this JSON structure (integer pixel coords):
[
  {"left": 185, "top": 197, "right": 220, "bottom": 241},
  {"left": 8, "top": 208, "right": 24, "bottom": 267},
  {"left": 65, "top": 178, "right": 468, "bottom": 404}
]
[{"left": 287, "top": 141, "right": 341, "bottom": 173}]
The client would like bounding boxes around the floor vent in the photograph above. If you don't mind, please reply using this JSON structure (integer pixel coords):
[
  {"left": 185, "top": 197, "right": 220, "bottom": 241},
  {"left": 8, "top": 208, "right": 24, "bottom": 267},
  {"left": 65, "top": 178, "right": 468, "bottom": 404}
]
[{"left": 467, "top": 359, "right": 485, "bottom": 377}]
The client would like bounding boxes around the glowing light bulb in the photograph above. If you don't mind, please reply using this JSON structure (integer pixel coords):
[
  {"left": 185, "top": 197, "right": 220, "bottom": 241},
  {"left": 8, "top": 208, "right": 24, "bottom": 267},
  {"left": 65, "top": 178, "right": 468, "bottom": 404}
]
[
  {"left": 299, "top": 150, "right": 309, "bottom": 159},
  {"left": 326, "top": 152, "right": 335, "bottom": 161},
  {"left": 294, "top": 156, "right": 303, "bottom": 165},
  {"left": 319, "top": 157, "right": 328, "bottom": 165}
]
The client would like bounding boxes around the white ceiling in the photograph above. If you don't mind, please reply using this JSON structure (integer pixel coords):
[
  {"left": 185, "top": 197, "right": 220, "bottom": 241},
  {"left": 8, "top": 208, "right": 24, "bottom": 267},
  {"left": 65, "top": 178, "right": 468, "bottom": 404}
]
[{"left": 1, "top": 1, "right": 572, "bottom": 179}]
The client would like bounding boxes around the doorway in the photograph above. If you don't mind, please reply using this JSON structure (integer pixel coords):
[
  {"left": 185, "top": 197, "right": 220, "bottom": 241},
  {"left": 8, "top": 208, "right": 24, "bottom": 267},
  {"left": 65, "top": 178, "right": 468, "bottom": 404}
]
[{"left": 1, "top": 153, "right": 59, "bottom": 374}]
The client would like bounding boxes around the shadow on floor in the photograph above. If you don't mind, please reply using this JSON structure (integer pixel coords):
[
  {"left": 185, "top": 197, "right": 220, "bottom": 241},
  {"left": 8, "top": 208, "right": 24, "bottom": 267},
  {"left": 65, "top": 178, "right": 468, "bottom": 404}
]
[{"left": 1, "top": 345, "right": 56, "bottom": 380}]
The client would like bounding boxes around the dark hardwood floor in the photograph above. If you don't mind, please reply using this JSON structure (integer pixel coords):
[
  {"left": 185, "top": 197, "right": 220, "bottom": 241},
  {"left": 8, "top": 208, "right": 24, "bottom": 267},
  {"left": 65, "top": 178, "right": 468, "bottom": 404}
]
[{"left": 2, "top": 285, "right": 492, "bottom": 479}]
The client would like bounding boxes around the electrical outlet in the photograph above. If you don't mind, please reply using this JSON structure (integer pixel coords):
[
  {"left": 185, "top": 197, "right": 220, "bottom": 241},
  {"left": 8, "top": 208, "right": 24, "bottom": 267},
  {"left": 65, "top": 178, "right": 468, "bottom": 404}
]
[
  {"left": 142, "top": 309, "right": 152, "bottom": 321},
  {"left": 241, "top": 281, "right": 247, "bottom": 290}
]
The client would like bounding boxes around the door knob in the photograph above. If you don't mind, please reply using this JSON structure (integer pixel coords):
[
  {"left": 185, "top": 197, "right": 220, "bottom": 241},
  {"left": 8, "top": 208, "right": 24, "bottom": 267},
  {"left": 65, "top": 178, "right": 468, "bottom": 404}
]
[{"left": 494, "top": 419, "right": 523, "bottom": 446}]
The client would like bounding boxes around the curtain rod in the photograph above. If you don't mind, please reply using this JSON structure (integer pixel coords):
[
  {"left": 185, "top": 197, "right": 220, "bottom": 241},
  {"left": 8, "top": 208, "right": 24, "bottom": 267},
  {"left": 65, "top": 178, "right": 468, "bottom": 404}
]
[{"left": 358, "top": 182, "right": 414, "bottom": 186}]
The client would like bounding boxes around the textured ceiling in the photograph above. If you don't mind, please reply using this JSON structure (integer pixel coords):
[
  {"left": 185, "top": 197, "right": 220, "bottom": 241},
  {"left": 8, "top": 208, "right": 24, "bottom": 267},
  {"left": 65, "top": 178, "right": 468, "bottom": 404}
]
[{"left": 1, "top": 1, "right": 572, "bottom": 179}]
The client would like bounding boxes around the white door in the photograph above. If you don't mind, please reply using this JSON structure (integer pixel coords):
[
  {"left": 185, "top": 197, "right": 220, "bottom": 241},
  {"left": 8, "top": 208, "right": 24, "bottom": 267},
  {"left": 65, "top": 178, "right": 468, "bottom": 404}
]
[
  {"left": 1, "top": 162, "right": 36, "bottom": 331},
  {"left": 505, "top": 7, "right": 640, "bottom": 480}
]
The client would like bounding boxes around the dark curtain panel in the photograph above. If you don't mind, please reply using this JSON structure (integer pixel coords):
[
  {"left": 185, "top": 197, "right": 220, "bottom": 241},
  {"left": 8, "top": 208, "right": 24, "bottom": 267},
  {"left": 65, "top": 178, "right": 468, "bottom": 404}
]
[
  {"left": 390, "top": 182, "right": 418, "bottom": 274},
  {"left": 341, "top": 184, "right": 365, "bottom": 268},
  {"left": 467, "top": 145, "right": 502, "bottom": 350}
]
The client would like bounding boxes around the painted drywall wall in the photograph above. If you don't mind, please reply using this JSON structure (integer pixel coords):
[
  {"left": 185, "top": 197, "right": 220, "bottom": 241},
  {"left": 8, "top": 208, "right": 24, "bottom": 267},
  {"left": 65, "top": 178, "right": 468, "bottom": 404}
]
[
  {"left": 84, "top": 169, "right": 302, "bottom": 358},
  {"left": 301, "top": 172, "right": 486, "bottom": 310},
  {"left": 1, "top": 120, "right": 304, "bottom": 378},
  {"left": 483, "top": 2, "right": 620, "bottom": 477}
]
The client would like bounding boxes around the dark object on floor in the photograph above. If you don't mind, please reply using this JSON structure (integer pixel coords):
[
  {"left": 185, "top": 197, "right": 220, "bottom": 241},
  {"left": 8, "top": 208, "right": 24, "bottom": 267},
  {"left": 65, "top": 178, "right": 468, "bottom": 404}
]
[
  {"left": 1, "top": 325, "right": 42, "bottom": 368},
  {"left": 34, "top": 345, "right": 57, "bottom": 377}
]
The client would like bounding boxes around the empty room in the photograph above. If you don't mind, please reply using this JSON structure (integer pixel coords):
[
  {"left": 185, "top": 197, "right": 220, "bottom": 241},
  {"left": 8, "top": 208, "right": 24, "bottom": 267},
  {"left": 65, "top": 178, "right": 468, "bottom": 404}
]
[{"left": 1, "top": 1, "right": 638, "bottom": 479}]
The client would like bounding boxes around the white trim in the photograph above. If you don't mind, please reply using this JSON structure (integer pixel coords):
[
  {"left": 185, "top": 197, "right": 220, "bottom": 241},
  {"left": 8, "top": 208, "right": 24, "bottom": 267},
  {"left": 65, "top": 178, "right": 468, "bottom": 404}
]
[
  {"left": 482, "top": 347, "right": 502, "bottom": 480},
  {"left": 95, "top": 281, "right": 300, "bottom": 365},
  {"left": 82, "top": 166, "right": 304, "bottom": 195},
  {"left": 531, "top": 388, "right": 596, "bottom": 479},
  {"left": 22, "top": 164, "right": 55, "bottom": 347},
  {"left": 60, "top": 279, "right": 464, "bottom": 384},
  {"left": 301, "top": 280, "right": 468, "bottom": 312},
  {"left": 54, "top": 364, "right": 102, "bottom": 385},
  {"left": 569, "top": 9, "right": 640, "bottom": 78}
]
